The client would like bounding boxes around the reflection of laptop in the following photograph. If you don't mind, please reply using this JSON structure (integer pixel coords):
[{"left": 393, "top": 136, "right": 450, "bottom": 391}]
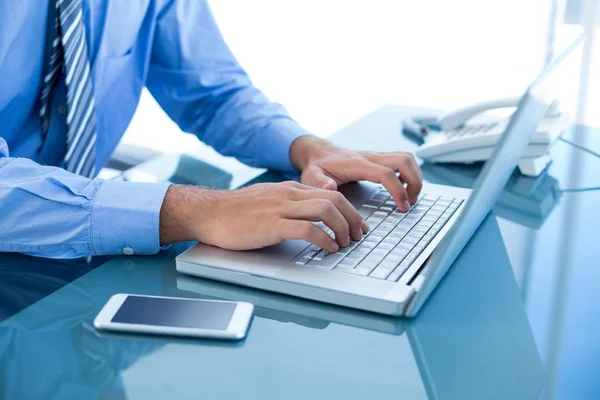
[
  {"left": 421, "top": 162, "right": 561, "bottom": 229},
  {"left": 177, "top": 35, "right": 584, "bottom": 316},
  {"left": 175, "top": 214, "right": 545, "bottom": 399}
]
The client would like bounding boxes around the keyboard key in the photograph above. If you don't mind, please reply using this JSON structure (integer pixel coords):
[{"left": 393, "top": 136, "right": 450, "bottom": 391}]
[
  {"left": 402, "top": 236, "right": 419, "bottom": 245},
  {"left": 295, "top": 256, "right": 312, "bottom": 265},
  {"left": 376, "top": 242, "right": 395, "bottom": 251},
  {"left": 387, "top": 231, "right": 405, "bottom": 240},
  {"left": 386, "top": 269, "right": 404, "bottom": 282},
  {"left": 397, "top": 220, "right": 414, "bottom": 229},
  {"left": 373, "top": 211, "right": 388, "bottom": 219},
  {"left": 313, "top": 250, "right": 328, "bottom": 261},
  {"left": 396, "top": 242, "right": 413, "bottom": 250},
  {"left": 349, "top": 267, "right": 371, "bottom": 276},
  {"left": 344, "top": 251, "right": 363, "bottom": 260},
  {"left": 427, "top": 207, "right": 443, "bottom": 214},
  {"left": 352, "top": 246, "right": 371, "bottom": 255},
  {"left": 318, "top": 251, "right": 349, "bottom": 268},
  {"left": 390, "top": 245, "right": 409, "bottom": 255},
  {"left": 366, "top": 215, "right": 383, "bottom": 224},
  {"left": 356, "top": 260, "right": 378, "bottom": 272},
  {"left": 337, "top": 246, "right": 352, "bottom": 255},
  {"left": 373, "top": 228, "right": 390, "bottom": 236},
  {"left": 360, "top": 240, "right": 377, "bottom": 249},
  {"left": 370, "top": 267, "right": 392, "bottom": 279},
  {"left": 370, "top": 248, "right": 388, "bottom": 257},
  {"left": 386, "top": 216, "right": 402, "bottom": 224},
  {"left": 368, "top": 233, "right": 385, "bottom": 242},
  {"left": 334, "top": 263, "right": 355, "bottom": 272},
  {"left": 379, "top": 206, "right": 394, "bottom": 213},
  {"left": 378, "top": 260, "right": 399, "bottom": 271},
  {"left": 413, "top": 206, "right": 430, "bottom": 213},
  {"left": 358, "top": 206, "right": 376, "bottom": 219},
  {"left": 348, "top": 240, "right": 360, "bottom": 250},
  {"left": 307, "top": 258, "right": 321, "bottom": 267},
  {"left": 385, "top": 253, "right": 405, "bottom": 263},
  {"left": 396, "top": 260, "right": 412, "bottom": 273},
  {"left": 393, "top": 227, "right": 410, "bottom": 236},
  {"left": 379, "top": 222, "right": 396, "bottom": 231},
  {"left": 338, "top": 257, "right": 361, "bottom": 268},
  {"left": 382, "top": 237, "right": 398, "bottom": 245},
  {"left": 365, "top": 235, "right": 382, "bottom": 244},
  {"left": 387, "top": 260, "right": 411, "bottom": 281},
  {"left": 308, "top": 247, "right": 322, "bottom": 255},
  {"left": 411, "top": 226, "right": 429, "bottom": 234}
]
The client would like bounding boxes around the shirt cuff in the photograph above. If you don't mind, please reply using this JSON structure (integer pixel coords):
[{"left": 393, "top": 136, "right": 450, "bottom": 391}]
[
  {"left": 258, "top": 118, "right": 313, "bottom": 174},
  {"left": 90, "top": 180, "right": 171, "bottom": 256}
]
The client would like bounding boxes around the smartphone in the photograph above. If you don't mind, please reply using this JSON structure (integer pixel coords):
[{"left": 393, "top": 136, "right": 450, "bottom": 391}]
[{"left": 94, "top": 294, "right": 254, "bottom": 340}]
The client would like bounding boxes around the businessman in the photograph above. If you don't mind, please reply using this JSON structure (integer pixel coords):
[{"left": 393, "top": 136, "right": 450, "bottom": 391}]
[{"left": 0, "top": 0, "right": 422, "bottom": 259}]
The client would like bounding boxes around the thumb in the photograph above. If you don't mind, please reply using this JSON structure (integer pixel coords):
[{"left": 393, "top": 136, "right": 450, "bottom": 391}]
[{"left": 303, "top": 166, "right": 338, "bottom": 191}]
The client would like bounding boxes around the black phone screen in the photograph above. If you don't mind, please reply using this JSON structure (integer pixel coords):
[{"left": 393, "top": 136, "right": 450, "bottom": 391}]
[{"left": 111, "top": 296, "right": 236, "bottom": 330}]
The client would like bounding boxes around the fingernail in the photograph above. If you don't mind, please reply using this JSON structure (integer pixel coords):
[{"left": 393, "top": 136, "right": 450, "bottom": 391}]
[
  {"left": 361, "top": 220, "right": 369, "bottom": 233},
  {"left": 331, "top": 242, "right": 339, "bottom": 252},
  {"left": 403, "top": 201, "right": 410, "bottom": 211}
]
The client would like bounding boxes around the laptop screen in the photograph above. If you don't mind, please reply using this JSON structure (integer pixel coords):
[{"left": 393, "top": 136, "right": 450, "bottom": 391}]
[{"left": 405, "top": 34, "right": 585, "bottom": 317}]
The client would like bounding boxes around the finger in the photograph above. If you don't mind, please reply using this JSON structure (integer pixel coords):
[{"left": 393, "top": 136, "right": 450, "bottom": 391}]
[
  {"left": 278, "top": 220, "right": 339, "bottom": 252},
  {"left": 279, "top": 180, "right": 313, "bottom": 190},
  {"left": 343, "top": 159, "right": 410, "bottom": 212},
  {"left": 301, "top": 165, "right": 338, "bottom": 191},
  {"left": 370, "top": 153, "right": 423, "bottom": 204},
  {"left": 286, "top": 199, "right": 351, "bottom": 247},
  {"left": 293, "top": 189, "right": 364, "bottom": 241}
]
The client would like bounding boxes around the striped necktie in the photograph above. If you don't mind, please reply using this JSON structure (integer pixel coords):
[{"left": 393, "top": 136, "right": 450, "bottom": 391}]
[{"left": 40, "top": 0, "right": 98, "bottom": 178}]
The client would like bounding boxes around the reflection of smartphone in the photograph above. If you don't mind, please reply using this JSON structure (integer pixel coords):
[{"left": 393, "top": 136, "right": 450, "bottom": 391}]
[{"left": 94, "top": 294, "right": 254, "bottom": 340}]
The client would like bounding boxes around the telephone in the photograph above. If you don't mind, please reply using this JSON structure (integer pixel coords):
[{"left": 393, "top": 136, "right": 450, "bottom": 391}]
[{"left": 405, "top": 97, "right": 572, "bottom": 177}]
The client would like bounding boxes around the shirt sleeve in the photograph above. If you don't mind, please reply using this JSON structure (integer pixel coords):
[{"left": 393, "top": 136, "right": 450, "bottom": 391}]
[
  {"left": 146, "top": 0, "right": 312, "bottom": 174},
  {"left": 0, "top": 138, "right": 170, "bottom": 259}
]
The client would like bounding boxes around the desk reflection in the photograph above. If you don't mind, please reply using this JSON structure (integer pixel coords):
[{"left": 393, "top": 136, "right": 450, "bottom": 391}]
[{"left": 0, "top": 215, "right": 544, "bottom": 399}]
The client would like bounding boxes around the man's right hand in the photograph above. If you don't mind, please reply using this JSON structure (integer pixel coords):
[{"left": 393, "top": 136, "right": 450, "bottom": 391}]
[{"left": 159, "top": 181, "right": 369, "bottom": 252}]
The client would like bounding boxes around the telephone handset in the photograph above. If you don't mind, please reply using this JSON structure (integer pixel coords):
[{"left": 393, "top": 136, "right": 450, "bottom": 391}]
[{"left": 407, "top": 97, "right": 571, "bottom": 177}]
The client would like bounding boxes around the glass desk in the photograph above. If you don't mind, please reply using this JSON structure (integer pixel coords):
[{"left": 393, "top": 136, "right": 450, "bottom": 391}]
[{"left": 1, "top": 105, "right": 599, "bottom": 399}]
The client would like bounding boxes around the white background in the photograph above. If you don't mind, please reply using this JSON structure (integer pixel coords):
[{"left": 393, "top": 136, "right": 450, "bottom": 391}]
[{"left": 121, "top": 0, "right": 599, "bottom": 157}]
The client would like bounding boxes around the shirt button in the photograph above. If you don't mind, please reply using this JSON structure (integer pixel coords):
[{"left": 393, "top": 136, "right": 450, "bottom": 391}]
[
  {"left": 123, "top": 246, "right": 135, "bottom": 256},
  {"left": 57, "top": 105, "right": 67, "bottom": 115}
]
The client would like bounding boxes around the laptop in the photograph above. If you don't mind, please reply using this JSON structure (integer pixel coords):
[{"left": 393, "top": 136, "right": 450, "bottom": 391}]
[{"left": 176, "top": 34, "right": 584, "bottom": 317}]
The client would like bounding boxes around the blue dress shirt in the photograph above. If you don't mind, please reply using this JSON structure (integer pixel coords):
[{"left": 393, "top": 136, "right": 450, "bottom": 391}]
[{"left": 0, "top": 0, "right": 310, "bottom": 259}]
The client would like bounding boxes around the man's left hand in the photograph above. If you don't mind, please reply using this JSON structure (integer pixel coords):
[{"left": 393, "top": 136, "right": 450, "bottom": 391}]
[{"left": 290, "top": 136, "right": 423, "bottom": 212}]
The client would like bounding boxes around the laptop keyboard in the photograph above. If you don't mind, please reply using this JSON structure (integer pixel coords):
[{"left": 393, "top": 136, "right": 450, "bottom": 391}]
[{"left": 292, "top": 187, "right": 463, "bottom": 282}]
